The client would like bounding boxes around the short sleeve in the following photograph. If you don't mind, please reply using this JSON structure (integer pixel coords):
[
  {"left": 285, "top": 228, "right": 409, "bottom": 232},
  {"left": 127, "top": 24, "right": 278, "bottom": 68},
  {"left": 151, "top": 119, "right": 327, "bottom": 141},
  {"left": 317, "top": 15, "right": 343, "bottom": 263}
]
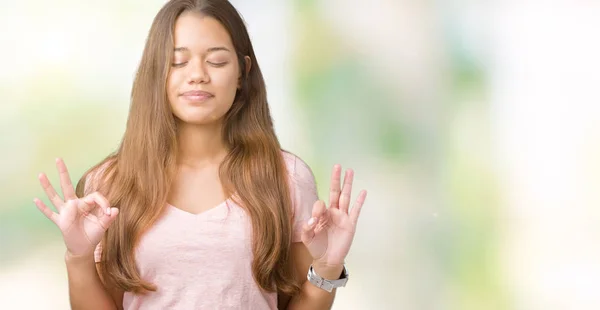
[{"left": 284, "top": 152, "right": 319, "bottom": 243}]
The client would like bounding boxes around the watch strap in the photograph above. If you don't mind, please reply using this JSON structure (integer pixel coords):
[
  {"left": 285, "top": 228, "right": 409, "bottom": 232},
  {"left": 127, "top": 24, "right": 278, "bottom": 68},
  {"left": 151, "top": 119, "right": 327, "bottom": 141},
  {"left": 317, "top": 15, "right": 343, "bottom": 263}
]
[{"left": 306, "top": 264, "right": 349, "bottom": 293}]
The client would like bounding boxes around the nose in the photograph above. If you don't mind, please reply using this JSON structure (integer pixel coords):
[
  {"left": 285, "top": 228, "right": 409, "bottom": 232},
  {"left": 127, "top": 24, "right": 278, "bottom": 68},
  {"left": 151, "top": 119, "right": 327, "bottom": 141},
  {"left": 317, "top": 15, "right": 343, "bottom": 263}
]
[{"left": 188, "top": 59, "right": 210, "bottom": 84}]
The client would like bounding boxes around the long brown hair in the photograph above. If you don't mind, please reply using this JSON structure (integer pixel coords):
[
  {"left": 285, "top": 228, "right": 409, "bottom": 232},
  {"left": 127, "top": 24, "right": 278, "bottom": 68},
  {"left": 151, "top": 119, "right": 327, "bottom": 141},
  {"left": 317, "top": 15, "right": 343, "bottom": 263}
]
[{"left": 76, "top": 0, "right": 300, "bottom": 296}]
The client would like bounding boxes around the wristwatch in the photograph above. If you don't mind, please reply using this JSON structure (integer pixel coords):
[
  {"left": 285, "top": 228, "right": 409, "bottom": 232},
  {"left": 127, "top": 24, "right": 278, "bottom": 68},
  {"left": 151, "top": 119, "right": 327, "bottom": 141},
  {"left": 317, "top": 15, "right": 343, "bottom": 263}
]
[{"left": 306, "top": 264, "right": 349, "bottom": 293}]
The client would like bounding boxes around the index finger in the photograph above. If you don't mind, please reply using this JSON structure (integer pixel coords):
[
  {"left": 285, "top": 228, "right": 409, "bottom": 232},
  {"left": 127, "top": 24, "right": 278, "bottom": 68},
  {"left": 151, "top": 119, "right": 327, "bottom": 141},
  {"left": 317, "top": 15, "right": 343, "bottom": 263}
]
[
  {"left": 56, "top": 158, "right": 77, "bottom": 200},
  {"left": 82, "top": 192, "right": 111, "bottom": 214}
]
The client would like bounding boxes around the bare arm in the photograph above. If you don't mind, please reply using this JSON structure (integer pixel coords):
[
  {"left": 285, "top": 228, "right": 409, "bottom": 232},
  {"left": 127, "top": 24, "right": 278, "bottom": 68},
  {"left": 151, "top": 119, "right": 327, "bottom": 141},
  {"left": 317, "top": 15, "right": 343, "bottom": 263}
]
[
  {"left": 65, "top": 253, "right": 122, "bottom": 310},
  {"left": 33, "top": 158, "right": 122, "bottom": 310},
  {"left": 285, "top": 165, "right": 367, "bottom": 310},
  {"left": 286, "top": 243, "right": 341, "bottom": 310}
]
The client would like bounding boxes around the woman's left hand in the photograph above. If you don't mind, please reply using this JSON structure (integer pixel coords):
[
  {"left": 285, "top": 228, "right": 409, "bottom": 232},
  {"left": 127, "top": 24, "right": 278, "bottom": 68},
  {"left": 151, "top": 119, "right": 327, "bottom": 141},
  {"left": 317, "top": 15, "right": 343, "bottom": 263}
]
[{"left": 300, "top": 164, "right": 367, "bottom": 271}]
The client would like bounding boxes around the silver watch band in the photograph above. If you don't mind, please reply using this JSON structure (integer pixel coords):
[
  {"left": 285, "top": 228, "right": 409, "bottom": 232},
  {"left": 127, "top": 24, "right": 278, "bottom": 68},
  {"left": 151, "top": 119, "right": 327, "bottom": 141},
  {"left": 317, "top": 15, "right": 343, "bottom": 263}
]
[{"left": 306, "top": 264, "right": 349, "bottom": 293}]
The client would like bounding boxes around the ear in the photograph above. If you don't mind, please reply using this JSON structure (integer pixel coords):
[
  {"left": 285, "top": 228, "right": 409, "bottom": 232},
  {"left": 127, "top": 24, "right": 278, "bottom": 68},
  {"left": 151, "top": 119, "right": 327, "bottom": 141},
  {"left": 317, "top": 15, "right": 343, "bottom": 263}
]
[
  {"left": 238, "top": 56, "right": 252, "bottom": 89},
  {"left": 244, "top": 56, "right": 252, "bottom": 75}
]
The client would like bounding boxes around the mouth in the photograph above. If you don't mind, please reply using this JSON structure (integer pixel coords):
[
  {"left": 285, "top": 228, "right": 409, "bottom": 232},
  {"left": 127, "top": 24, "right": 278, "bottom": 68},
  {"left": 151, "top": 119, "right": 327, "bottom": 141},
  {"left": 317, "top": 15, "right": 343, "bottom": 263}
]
[{"left": 180, "top": 90, "right": 214, "bottom": 102}]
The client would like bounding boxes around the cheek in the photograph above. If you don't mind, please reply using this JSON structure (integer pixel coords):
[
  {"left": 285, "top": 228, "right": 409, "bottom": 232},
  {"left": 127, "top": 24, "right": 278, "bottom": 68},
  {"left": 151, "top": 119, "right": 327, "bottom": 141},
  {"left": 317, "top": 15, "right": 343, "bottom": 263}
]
[
  {"left": 213, "top": 69, "right": 238, "bottom": 88},
  {"left": 167, "top": 73, "right": 182, "bottom": 101},
  {"left": 213, "top": 70, "right": 239, "bottom": 100}
]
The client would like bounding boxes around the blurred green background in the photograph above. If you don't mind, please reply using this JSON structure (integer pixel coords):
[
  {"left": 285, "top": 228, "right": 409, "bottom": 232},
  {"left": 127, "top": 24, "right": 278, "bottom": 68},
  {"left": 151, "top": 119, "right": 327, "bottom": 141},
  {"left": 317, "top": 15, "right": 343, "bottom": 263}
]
[{"left": 2, "top": 1, "right": 600, "bottom": 309}]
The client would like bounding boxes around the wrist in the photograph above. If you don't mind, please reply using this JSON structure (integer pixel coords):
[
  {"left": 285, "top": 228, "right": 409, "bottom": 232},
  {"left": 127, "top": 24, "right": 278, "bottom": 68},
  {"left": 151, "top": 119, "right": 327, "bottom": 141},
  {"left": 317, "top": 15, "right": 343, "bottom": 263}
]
[
  {"left": 311, "top": 261, "right": 344, "bottom": 280},
  {"left": 65, "top": 250, "right": 95, "bottom": 264}
]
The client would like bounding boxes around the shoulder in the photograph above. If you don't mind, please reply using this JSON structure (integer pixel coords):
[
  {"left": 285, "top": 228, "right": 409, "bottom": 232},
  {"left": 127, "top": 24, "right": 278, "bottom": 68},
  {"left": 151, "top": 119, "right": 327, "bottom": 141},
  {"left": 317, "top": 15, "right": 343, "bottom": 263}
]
[
  {"left": 281, "top": 150, "right": 318, "bottom": 208},
  {"left": 281, "top": 150, "right": 316, "bottom": 185}
]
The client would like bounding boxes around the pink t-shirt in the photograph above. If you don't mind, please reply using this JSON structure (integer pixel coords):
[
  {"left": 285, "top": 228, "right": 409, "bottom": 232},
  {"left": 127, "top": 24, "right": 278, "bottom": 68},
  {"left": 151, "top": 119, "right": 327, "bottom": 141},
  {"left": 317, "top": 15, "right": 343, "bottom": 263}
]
[{"left": 92, "top": 152, "right": 318, "bottom": 309}]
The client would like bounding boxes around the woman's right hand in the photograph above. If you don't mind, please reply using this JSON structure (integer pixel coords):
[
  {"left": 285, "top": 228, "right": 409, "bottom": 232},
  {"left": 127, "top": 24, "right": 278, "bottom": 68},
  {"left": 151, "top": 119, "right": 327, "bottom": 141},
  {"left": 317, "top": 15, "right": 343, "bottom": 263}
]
[{"left": 34, "top": 158, "right": 119, "bottom": 257}]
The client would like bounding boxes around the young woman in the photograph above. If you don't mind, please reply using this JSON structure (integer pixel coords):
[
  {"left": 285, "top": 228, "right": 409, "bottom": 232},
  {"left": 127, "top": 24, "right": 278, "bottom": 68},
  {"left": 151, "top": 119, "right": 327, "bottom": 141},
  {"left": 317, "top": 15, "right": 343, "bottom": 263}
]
[{"left": 34, "top": 0, "right": 367, "bottom": 309}]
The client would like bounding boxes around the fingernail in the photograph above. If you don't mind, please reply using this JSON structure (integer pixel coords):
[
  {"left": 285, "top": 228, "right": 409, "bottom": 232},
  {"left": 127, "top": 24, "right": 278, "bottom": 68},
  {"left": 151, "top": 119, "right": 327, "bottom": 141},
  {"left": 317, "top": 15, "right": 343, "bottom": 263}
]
[
  {"left": 308, "top": 217, "right": 316, "bottom": 226},
  {"left": 105, "top": 208, "right": 110, "bottom": 215}
]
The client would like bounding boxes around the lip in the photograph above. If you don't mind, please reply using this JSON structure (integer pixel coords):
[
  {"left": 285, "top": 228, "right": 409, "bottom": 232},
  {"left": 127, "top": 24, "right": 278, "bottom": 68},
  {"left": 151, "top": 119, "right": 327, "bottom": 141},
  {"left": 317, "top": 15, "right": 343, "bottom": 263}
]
[
  {"left": 180, "top": 90, "right": 214, "bottom": 102},
  {"left": 181, "top": 90, "right": 214, "bottom": 97}
]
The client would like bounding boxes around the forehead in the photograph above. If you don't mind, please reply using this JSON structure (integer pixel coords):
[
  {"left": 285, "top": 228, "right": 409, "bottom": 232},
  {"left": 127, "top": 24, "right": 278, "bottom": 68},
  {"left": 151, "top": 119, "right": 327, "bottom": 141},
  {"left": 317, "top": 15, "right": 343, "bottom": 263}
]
[{"left": 173, "top": 11, "right": 234, "bottom": 51}]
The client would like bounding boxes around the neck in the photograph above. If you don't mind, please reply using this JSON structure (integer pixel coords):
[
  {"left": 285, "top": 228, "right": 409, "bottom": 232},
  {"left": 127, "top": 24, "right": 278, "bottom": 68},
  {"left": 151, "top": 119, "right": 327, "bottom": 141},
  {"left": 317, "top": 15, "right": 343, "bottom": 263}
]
[{"left": 176, "top": 121, "right": 229, "bottom": 169}]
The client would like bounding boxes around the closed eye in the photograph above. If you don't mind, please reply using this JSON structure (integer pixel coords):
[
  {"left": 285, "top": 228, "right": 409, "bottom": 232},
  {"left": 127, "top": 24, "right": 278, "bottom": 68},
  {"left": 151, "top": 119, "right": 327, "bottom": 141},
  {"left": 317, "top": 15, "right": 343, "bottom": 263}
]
[
  {"left": 171, "top": 61, "right": 188, "bottom": 68},
  {"left": 208, "top": 62, "right": 228, "bottom": 67}
]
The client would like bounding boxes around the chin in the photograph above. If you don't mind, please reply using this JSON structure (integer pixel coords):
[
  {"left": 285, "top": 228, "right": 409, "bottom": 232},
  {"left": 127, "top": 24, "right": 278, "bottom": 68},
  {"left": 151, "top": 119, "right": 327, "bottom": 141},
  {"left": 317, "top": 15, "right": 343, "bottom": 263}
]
[
  {"left": 176, "top": 113, "right": 225, "bottom": 126},
  {"left": 171, "top": 102, "right": 231, "bottom": 125}
]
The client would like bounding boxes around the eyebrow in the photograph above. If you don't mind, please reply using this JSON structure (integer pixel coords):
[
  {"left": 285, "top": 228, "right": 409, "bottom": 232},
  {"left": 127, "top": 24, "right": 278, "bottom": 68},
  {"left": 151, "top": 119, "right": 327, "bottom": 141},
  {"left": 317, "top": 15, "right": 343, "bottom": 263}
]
[{"left": 173, "top": 46, "right": 231, "bottom": 53}]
